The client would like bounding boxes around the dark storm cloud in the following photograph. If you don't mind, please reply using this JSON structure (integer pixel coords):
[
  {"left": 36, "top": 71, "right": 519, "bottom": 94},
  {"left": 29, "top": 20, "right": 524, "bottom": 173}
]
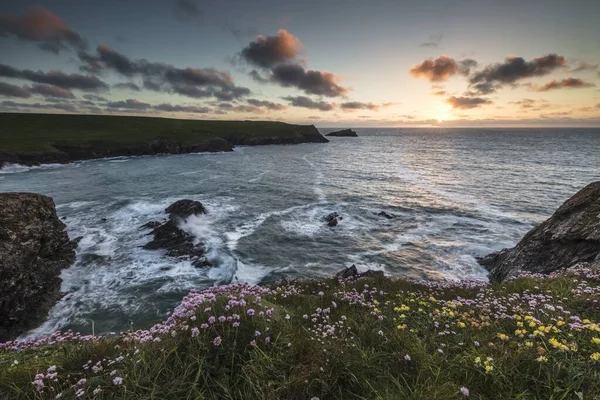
[
  {"left": 469, "top": 54, "right": 566, "bottom": 86},
  {"left": 154, "top": 103, "right": 211, "bottom": 113},
  {"left": 0, "top": 63, "right": 108, "bottom": 91},
  {"left": 271, "top": 64, "right": 347, "bottom": 97},
  {"left": 173, "top": 0, "right": 202, "bottom": 21},
  {"left": 529, "top": 78, "right": 595, "bottom": 92},
  {"left": 445, "top": 96, "right": 492, "bottom": 109},
  {"left": 282, "top": 96, "right": 334, "bottom": 111},
  {"left": 106, "top": 99, "right": 151, "bottom": 110},
  {"left": 419, "top": 33, "right": 443, "bottom": 48},
  {"left": 79, "top": 45, "right": 250, "bottom": 100},
  {"left": 340, "top": 101, "right": 379, "bottom": 111},
  {"left": 1, "top": 100, "right": 77, "bottom": 112},
  {"left": 0, "top": 81, "right": 31, "bottom": 98},
  {"left": 114, "top": 82, "right": 141, "bottom": 91},
  {"left": 30, "top": 84, "right": 76, "bottom": 98},
  {"left": 240, "top": 29, "right": 302, "bottom": 68},
  {"left": 0, "top": 5, "right": 86, "bottom": 53},
  {"left": 246, "top": 98, "right": 286, "bottom": 110},
  {"left": 410, "top": 56, "right": 473, "bottom": 82}
]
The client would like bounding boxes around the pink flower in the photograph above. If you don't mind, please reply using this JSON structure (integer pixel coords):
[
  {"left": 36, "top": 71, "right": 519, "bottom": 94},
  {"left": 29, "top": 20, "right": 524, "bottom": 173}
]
[
  {"left": 191, "top": 327, "right": 200, "bottom": 338},
  {"left": 113, "top": 376, "right": 123, "bottom": 385},
  {"left": 247, "top": 309, "right": 255, "bottom": 316},
  {"left": 404, "top": 354, "right": 411, "bottom": 361},
  {"left": 213, "top": 336, "right": 222, "bottom": 346},
  {"left": 460, "top": 387, "right": 469, "bottom": 397}
]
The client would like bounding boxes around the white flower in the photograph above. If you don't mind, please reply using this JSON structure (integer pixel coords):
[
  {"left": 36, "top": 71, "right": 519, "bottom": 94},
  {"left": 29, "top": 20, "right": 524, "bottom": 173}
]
[{"left": 113, "top": 376, "right": 123, "bottom": 385}]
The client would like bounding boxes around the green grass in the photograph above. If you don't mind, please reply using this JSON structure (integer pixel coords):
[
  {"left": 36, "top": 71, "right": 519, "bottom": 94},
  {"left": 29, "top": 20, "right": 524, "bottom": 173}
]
[
  {"left": 0, "top": 113, "right": 318, "bottom": 154},
  {"left": 1, "top": 267, "right": 599, "bottom": 400}
]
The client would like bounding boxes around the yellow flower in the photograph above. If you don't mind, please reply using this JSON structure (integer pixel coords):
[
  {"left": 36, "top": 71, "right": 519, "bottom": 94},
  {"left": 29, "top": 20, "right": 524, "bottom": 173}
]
[
  {"left": 484, "top": 365, "right": 494, "bottom": 374},
  {"left": 549, "top": 337, "right": 570, "bottom": 351},
  {"left": 474, "top": 357, "right": 481, "bottom": 365},
  {"left": 497, "top": 333, "right": 509, "bottom": 341},
  {"left": 396, "top": 324, "right": 407, "bottom": 330},
  {"left": 516, "top": 321, "right": 524, "bottom": 327},
  {"left": 524, "top": 341, "right": 534, "bottom": 348},
  {"left": 429, "top": 296, "right": 436, "bottom": 302},
  {"left": 591, "top": 352, "right": 600, "bottom": 361},
  {"left": 529, "top": 321, "right": 537, "bottom": 328},
  {"left": 536, "top": 356, "right": 548, "bottom": 362},
  {"left": 592, "top": 337, "right": 600, "bottom": 345},
  {"left": 457, "top": 322, "right": 466, "bottom": 328},
  {"left": 556, "top": 320, "right": 565, "bottom": 327}
]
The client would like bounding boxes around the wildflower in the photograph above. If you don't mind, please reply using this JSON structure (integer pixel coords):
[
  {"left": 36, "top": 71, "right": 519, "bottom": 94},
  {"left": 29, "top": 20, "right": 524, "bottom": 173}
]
[
  {"left": 93, "top": 387, "right": 102, "bottom": 395},
  {"left": 13, "top": 360, "right": 19, "bottom": 365},
  {"left": 55, "top": 394, "right": 63, "bottom": 399},
  {"left": 233, "top": 322, "right": 240, "bottom": 328},
  {"left": 285, "top": 314, "right": 290, "bottom": 320},
  {"left": 247, "top": 309, "right": 255, "bottom": 316},
  {"left": 113, "top": 377, "right": 123, "bottom": 385},
  {"left": 457, "top": 322, "right": 466, "bottom": 328},
  {"left": 438, "top": 349, "right": 444, "bottom": 354},
  {"left": 250, "top": 340, "right": 256, "bottom": 346},
  {"left": 592, "top": 337, "right": 600, "bottom": 344},
  {"left": 47, "top": 365, "right": 56, "bottom": 373},
  {"left": 255, "top": 330, "right": 261, "bottom": 337},
  {"left": 591, "top": 352, "right": 600, "bottom": 361},
  {"left": 497, "top": 333, "right": 509, "bottom": 341},
  {"left": 378, "top": 330, "right": 383, "bottom": 336},
  {"left": 191, "top": 327, "right": 200, "bottom": 337},
  {"left": 536, "top": 356, "right": 549, "bottom": 362},
  {"left": 213, "top": 336, "right": 222, "bottom": 346},
  {"left": 473, "top": 341, "right": 480, "bottom": 347},
  {"left": 460, "top": 387, "right": 470, "bottom": 397},
  {"left": 77, "top": 378, "right": 87, "bottom": 386},
  {"left": 76, "top": 389, "right": 85, "bottom": 398},
  {"left": 404, "top": 354, "right": 411, "bottom": 361}
]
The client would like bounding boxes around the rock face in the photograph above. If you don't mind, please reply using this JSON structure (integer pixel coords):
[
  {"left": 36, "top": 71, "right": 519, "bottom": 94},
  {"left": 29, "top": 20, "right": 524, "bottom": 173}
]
[
  {"left": 326, "top": 129, "right": 358, "bottom": 137},
  {"left": 479, "top": 182, "right": 600, "bottom": 282},
  {"left": 335, "top": 265, "right": 384, "bottom": 279},
  {"left": 142, "top": 200, "right": 210, "bottom": 267},
  {"left": 378, "top": 211, "right": 395, "bottom": 219},
  {"left": 0, "top": 193, "right": 77, "bottom": 341}
]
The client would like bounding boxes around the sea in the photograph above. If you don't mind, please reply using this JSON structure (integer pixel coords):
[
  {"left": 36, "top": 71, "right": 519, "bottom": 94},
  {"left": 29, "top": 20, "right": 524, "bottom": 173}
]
[{"left": 1, "top": 127, "right": 599, "bottom": 337}]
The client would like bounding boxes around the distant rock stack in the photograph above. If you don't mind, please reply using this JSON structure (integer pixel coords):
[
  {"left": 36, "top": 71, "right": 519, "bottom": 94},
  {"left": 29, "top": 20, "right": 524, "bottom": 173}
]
[
  {"left": 0, "top": 193, "right": 77, "bottom": 341},
  {"left": 479, "top": 181, "right": 600, "bottom": 282},
  {"left": 326, "top": 129, "right": 358, "bottom": 137}
]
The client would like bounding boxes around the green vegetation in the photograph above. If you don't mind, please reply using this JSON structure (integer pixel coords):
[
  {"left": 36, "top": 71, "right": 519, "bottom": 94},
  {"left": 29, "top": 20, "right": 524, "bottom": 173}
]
[
  {"left": 0, "top": 113, "right": 321, "bottom": 154},
  {"left": 1, "top": 267, "right": 599, "bottom": 399}
]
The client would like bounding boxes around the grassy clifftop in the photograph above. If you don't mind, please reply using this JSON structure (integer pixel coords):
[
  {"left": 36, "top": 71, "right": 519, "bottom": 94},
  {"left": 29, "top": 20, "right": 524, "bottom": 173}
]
[
  {"left": 0, "top": 113, "right": 328, "bottom": 166},
  {"left": 1, "top": 267, "right": 599, "bottom": 399}
]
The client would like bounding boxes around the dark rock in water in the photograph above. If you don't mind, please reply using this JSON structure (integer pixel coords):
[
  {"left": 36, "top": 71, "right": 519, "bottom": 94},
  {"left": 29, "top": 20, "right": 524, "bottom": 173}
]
[
  {"left": 326, "top": 129, "right": 358, "bottom": 137},
  {"left": 0, "top": 193, "right": 77, "bottom": 341},
  {"left": 479, "top": 181, "right": 600, "bottom": 282},
  {"left": 378, "top": 211, "right": 395, "bottom": 219},
  {"left": 142, "top": 200, "right": 210, "bottom": 267},
  {"left": 165, "top": 199, "right": 206, "bottom": 221},
  {"left": 334, "top": 265, "right": 384, "bottom": 279},
  {"left": 324, "top": 212, "right": 341, "bottom": 227}
]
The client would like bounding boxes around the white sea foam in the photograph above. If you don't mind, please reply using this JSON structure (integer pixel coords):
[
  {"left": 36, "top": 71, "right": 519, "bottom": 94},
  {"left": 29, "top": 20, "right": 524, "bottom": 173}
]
[{"left": 0, "top": 163, "right": 64, "bottom": 174}]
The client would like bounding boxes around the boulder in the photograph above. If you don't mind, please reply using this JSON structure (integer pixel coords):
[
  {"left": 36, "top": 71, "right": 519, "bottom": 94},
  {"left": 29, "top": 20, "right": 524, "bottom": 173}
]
[
  {"left": 324, "top": 212, "right": 342, "bottom": 227},
  {"left": 378, "top": 211, "right": 395, "bottom": 219},
  {"left": 0, "top": 193, "right": 77, "bottom": 341},
  {"left": 334, "top": 265, "right": 384, "bottom": 280},
  {"left": 326, "top": 129, "right": 358, "bottom": 137},
  {"left": 142, "top": 200, "right": 210, "bottom": 267},
  {"left": 479, "top": 182, "right": 600, "bottom": 282}
]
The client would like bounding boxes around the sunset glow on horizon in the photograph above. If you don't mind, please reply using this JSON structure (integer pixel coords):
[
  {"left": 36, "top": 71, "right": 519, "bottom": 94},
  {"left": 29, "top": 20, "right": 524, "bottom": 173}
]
[{"left": 1, "top": 0, "right": 599, "bottom": 127}]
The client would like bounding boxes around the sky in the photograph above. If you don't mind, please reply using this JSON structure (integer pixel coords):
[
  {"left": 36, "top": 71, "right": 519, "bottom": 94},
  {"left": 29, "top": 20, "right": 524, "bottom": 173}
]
[{"left": 1, "top": 0, "right": 599, "bottom": 127}]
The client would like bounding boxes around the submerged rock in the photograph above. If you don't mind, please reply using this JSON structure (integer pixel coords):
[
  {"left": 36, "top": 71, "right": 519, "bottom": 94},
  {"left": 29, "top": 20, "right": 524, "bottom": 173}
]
[
  {"left": 142, "top": 199, "right": 210, "bottom": 267},
  {"left": 479, "top": 181, "right": 600, "bottom": 282},
  {"left": 0, "top": 193, "right": 77, "bottom": 341},
  {"left": 326, "top": 129, "right": 358, "bottom": 137},
  {"left": 378, "top": 211, "right": 395, "bottom": 219}
]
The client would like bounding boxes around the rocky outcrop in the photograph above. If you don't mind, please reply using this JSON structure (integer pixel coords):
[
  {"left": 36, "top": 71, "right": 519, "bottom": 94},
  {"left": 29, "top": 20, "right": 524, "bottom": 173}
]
[
  {"left": 378, "top": 211, "right": 395, "bottom": 219},
  {"left": 324, "top": 212, "right": 342, "bottom": 227},
  {"left": 479, "top": 182, "right": 600, "bottom": 282},
  {"left": 326, "top": 129, "right": 358, "bottom": 137},
  {"left": 0, "top": 193, "right": 77, "bottom": 341},
  {"left": 142, "top": 200, "right": 210, "bottom": 268},
  {"left": 335, "top": 265, "right": 384, "bottom": 279}
]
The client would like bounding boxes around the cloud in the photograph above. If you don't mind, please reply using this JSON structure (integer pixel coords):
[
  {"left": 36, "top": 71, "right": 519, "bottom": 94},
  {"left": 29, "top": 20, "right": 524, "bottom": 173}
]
[
  {"left": 446, "top": 96, "right": 492, "bottom": 109},
  {"left": 410, "top": 56, "right": 474, "bottom": 82},
  {"left": 0, "top": 5, "right": 86, "bottom": 53},
  {"left": 29, "top": 84, "right": 75, "bottom": 98},
  {"left": 240, "top": 29, "right": 302, "bottom": 68},
  {"left": 79, "top": 45, "right": 250, "bottom": 100},
  {"left": 340, "top": 101, "right": 379, "bottom": 111},
  {"left": 0, "top": 81, "right": 31, "bottom": 98},
  {"left": 1, "top": 100, "right": 77, "bottom": 112},
  {"left": 420, "top": 33, "right": 443, "bottom": 48},
  {"left": 469, "top": 54, "right": 566, "bottom": 89},
  {"left": 83, "top": 94, "right": 107, "bottom": 102},
  {"left": 528, "top": 77, "right": 595, "bottom": 92},
  {"left": 0, "top": 63, "right": 108, "bottom": 91},
  {"left": 283, "top": 96, "right": 334, "bottom": 111},
  {"left": 154, "top": 103, "right": 211, "bottom": 113},
  {"left": 246, "top": 98, "right": 286, "bottom": 110},
  {"left": 431, "top": 90, "right": 447, "bottom": 96},
  {"left": 173, "top": 0, "right": 201, "bottom": 21},
  {"left": 114, "top": 82, "right": 141, "bottom": 91},
  {"left": 569, "top": 61, "right": 598, "bottom": 72},
  {"left": 270, "top": 63, "right": 347, "bottom": 97},
  {"left": 106, "top": 99, "right": 150, "bottom": 110}
]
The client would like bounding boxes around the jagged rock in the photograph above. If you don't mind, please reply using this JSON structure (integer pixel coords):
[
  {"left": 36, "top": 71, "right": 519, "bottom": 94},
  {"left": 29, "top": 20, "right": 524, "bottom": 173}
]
[
  {"left": 378, "top": 211, "right": 395, "bottom": 219},
  {"left": 165, "top": 199, "right": 206, "bottom": 221},
  {"left": 0, "top": 193, "right": 77, "bottom": 341},
  {"left": 142, "top": 200, "right": 210, "bottom": 267},
  {"left": 324, "top": 212, "right": 342, "bottom": 227},
  {"left": 326, "top": 129, "right": 358, "bottom": 137},
  {"left": 479, "top": 182, "right": 600, "bottom": 282},
  {"left": 334, "top": 265, "right": 384, "bottom": 280}
]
